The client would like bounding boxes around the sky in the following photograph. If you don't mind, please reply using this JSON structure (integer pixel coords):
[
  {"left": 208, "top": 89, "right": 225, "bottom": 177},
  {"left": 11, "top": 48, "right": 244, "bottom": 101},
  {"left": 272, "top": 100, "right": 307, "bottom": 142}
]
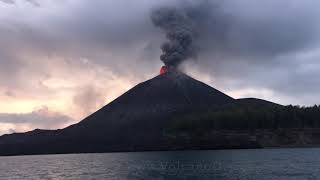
[{"left": 0, "top": 0, "right": 320, "bottom": 135}]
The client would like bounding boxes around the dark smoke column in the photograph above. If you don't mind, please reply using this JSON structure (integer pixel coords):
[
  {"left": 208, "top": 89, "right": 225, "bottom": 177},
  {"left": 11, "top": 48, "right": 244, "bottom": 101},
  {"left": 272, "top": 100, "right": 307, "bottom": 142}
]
[{"left": 151, "top": 7, "right": 197, "bottom": 68}]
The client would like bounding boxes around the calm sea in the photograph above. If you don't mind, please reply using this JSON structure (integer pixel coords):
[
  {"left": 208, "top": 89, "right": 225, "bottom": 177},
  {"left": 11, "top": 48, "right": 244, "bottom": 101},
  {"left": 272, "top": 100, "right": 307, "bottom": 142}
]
[{"left": 0, "top": 148, "right": 320, "bottom": 180}]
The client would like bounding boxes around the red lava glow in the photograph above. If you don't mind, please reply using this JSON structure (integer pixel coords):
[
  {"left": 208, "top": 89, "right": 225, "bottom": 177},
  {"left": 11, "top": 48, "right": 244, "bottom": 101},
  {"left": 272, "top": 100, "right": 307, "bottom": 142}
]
[{"left": 160, "top": 66, "right": 168, "bottom": 74}]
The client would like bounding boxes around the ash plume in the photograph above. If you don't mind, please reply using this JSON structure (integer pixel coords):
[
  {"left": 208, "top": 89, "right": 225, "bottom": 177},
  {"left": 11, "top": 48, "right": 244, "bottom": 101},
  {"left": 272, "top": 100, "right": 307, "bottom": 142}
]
[{"left": 151, "top": 6, "right": 197, "bottom": 68}]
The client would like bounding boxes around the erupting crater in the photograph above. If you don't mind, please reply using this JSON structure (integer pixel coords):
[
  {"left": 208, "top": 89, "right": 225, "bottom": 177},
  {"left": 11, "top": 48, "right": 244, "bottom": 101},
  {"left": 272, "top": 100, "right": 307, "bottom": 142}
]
[{"left": 160, "top": 66, "right": 169, "bottom": 74}]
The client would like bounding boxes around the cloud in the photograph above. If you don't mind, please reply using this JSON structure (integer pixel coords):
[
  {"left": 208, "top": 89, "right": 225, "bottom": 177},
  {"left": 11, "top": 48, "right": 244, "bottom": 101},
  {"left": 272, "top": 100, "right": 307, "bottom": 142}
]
[
  {"left": 72, "top": 85, "right": 106, "bottom": 118},
  {"left": 25, "top": 0, "right": 40, "bottom": 7},
  {"left": 0, "top": 0, "right": 40, "bottom": 6},
  {"left": 0, "top": 0, "right": 14, "bottom": 4},
  {"left": 0, "top": 106, "right": 73, "bottom": 135}
]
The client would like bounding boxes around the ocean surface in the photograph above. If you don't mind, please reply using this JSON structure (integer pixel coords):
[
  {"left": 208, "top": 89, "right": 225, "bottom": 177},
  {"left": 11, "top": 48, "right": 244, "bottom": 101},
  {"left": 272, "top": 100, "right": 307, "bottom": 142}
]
[{"left": 0, "top": 148, "right": 320, "bottom": 180}]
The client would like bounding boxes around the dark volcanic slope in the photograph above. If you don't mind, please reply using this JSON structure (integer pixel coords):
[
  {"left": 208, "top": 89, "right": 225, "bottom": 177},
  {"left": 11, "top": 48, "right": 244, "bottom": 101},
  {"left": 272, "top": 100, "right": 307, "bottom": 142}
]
[
  {"left": 0, "top": 72, "right": 234, "bottom": 155},
  {"left": 77, "top": 71, "right": 234, "bottom": 126}
]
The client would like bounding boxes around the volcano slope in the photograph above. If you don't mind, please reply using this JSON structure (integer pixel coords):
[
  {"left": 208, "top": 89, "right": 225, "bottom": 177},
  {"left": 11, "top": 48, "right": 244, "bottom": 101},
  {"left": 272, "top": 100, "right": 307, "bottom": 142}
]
[{"left": 0, "top": 71, "right": 240, "bottom": 155}]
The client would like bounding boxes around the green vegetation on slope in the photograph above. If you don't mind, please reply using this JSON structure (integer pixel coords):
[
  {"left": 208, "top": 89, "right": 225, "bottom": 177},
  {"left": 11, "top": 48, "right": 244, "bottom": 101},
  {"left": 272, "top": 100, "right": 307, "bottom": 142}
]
[{"left": 168, "top": 104, "right": 320, "bottom": 133}]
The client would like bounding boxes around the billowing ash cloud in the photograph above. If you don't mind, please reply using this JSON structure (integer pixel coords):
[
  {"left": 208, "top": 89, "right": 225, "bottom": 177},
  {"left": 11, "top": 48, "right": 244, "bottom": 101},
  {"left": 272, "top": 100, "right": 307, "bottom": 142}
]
[
  {"left": 150, "top": 0, "right": 232, "bottom": 68},
  {"left": 151, "top": 6, "right": 197, "bottom": 67}
]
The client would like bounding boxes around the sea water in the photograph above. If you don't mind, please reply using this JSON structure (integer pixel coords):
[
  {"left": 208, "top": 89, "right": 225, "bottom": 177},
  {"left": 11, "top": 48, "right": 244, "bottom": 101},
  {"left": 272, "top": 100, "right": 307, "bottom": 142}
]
[{"left": 0, "top": 148, "right": 319, "bottom": 180}]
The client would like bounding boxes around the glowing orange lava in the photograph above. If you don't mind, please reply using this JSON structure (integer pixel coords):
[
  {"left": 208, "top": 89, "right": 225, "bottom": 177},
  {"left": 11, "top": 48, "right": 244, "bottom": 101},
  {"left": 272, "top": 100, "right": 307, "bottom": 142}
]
[{"left": 160, "top": 66, "right": 168, "bottom": 74}]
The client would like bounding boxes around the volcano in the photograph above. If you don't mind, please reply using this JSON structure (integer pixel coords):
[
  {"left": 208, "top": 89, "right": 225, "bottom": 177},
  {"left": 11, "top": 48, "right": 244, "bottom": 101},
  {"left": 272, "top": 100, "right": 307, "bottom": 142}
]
[
  {"left": 0, "top": 71, "right": 270, "bottom": 156},
  {"left": 0, "top": 71, "right": 235, "bottom": 155},
  {"left": 2, "top": 70, "right": 320, "bottom": 156}
]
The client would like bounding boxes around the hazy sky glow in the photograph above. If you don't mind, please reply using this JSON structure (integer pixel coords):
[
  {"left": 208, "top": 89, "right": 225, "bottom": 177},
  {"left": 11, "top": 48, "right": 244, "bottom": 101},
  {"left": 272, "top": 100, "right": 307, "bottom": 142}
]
[{"left": 1, "top": 0, "right": 320, "bottom": 135}]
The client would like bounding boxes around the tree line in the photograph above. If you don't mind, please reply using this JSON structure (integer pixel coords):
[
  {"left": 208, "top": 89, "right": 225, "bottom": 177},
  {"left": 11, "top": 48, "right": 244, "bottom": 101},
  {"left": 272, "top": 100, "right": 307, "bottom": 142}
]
[{"left": 168, "top": 104, "right": 320, "bottom": 132}]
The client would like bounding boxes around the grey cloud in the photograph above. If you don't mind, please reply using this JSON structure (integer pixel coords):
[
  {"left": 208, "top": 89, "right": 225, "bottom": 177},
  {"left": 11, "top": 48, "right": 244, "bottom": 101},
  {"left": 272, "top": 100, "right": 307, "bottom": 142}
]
[
  {"left": 181, "top": 0, "right": 320, "bottom": 60},
  {"left": 26, "top": 0, "right": 40, "bottom": 7},
  {"left": 0, "top": 52, "right": 24, "bottom": 88},
  {"left": 0, "top": 106, "right": 73, "bottom": 135},
  {"left": 0, "top": 0, "right": 40, "bottom": 6},
  {"left": 0, "top": 0, "right": 14, "bottom": 4},
  {"left": 72, "top": 85, "right": 106, "bottom": 117}
]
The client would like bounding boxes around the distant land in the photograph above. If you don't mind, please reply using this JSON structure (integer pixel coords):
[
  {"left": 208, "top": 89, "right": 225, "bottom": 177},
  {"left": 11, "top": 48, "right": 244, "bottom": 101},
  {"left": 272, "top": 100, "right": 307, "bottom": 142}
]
[{"left": 1, "top": 71, "right": 320, "bottom": 156}]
